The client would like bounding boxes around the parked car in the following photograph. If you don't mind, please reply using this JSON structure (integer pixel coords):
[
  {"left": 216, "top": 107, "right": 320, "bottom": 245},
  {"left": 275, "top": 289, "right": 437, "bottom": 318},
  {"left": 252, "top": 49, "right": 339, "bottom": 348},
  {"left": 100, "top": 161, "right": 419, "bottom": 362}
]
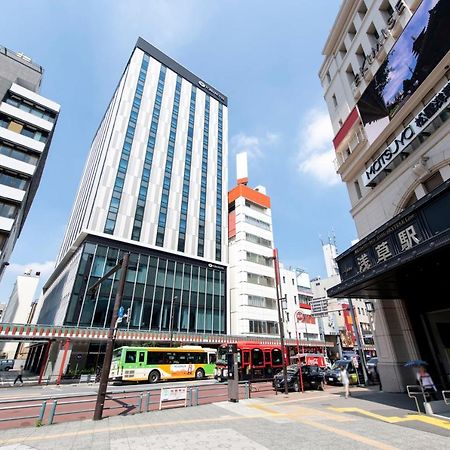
[
  {"left": 325, "top": 360, "right": 361, "bottom": 385},
  {"left": 273, "top": 365, "right": 325, "bottom": 392},
  {"left": 0, "top": 359, "right": 14, "bottom": 371}
]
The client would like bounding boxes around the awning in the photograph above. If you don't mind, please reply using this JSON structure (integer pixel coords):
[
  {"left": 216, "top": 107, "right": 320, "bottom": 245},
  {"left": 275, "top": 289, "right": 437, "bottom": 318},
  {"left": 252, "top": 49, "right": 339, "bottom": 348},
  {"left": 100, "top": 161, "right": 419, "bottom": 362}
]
[{"left": 328, "top": 179, "right": 450, "bottom": 299}]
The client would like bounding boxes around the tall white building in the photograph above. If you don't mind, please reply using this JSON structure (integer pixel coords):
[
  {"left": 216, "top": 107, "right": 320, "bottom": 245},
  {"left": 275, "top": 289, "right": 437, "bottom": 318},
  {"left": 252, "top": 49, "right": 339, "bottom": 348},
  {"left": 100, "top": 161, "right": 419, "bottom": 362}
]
[
  {"left": 0, "top": 45, "right": 60, "bottom": 280},
  {"left": 228, "top": 153, "right": 279, "bottom": 336},
  {"left": 38, "top": 38, "right": 228, "bottom": 335},
  {"left": 320, "top": 0, "right": 450, "bottom": 390}
]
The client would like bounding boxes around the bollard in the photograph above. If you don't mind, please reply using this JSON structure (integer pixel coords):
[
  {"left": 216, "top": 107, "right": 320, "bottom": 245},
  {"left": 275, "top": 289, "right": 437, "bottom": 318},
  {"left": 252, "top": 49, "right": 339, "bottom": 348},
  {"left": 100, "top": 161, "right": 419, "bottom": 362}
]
[
  {"left": 187, "top": 387, "right": 192, "bottom": 407},
  {"left": 144, "top": 391, "right": 150, "bottom": 412},
  {"left": 38, "top": 400, "right": 47, "bottom": 422},
  {"left": 244, "top": 382, "right": 250, "bottom": 399},
  {"left": 137, "top": 394, "right": 143, "bottom": 413},
  {"left": 48, "top": 400, "right": 57, "bottom": 425},
  {"left": 194, "top": 386, "right": 199, "bottom": 406}
]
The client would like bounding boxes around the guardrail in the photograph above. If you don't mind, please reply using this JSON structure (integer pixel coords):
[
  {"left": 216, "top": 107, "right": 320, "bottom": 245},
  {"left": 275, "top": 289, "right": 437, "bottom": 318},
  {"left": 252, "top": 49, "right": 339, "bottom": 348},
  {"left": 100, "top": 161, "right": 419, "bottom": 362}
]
[
  {"left": 406, "top": 384, "right": 426, "bottom": 414},
  {"left": 0, "top": 381, "right": 274, "bottom": 428},
  {"left": 442, "top": 390, "right": 450, "bottom": 406}
]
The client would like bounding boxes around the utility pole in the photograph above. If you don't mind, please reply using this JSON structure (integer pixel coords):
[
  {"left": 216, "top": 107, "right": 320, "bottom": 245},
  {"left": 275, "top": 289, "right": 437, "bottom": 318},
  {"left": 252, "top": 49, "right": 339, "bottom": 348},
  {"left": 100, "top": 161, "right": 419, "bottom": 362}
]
[
  {"left": 92, "top": 252, "right": 129, "bottom": 421},
  {"left": 273, "top": 248, "right": 289, "bottom": 395}
]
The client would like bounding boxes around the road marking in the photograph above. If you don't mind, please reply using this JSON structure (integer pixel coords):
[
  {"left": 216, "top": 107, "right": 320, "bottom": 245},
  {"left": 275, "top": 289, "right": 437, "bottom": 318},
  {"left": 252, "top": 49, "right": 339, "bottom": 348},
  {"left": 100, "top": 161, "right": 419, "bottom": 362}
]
[
  {"left": 263, "top": 394, "right": 335, "bottom": 405},
  {"left": 290, "top": 415, "right": 399, "bottom": 450},
  {"left": 330, "top": 407, "right": 450, "bottom": 430}
]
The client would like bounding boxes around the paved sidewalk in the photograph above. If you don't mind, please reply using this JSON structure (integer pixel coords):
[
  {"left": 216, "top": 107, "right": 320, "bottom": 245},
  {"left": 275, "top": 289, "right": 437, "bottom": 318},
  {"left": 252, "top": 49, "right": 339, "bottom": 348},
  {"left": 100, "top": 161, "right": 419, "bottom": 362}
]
[{"left": 0, "top": 387, "right": 448, "bottom": 449}]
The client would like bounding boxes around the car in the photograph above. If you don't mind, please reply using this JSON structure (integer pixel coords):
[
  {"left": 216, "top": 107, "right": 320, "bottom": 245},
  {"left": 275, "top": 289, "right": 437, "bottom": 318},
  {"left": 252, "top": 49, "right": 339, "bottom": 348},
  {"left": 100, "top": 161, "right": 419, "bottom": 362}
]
[
  {"left": 0, "top": 359, "right": 14, "bottom": 371},
  {"left": 325, "top": 360, "right": 361, "bottom": 385},
  {"left": 273, "top": 365, "right": 325, "bottom": 392}
]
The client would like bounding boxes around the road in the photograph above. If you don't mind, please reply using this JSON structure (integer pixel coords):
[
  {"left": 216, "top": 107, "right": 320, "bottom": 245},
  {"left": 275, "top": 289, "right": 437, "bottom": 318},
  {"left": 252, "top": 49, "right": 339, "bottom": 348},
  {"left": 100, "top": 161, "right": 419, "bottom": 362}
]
[
  {"left": 0, "top": 377, "right": 275, "bottom": 429},
  {"left": 0, "top": 387, "right": 449, "bottom": 449}
]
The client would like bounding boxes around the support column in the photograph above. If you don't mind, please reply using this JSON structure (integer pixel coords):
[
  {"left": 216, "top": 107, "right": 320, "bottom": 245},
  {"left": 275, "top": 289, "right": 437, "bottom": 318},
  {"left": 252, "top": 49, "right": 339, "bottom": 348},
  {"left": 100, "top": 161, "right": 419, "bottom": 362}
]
[
  {"left": 375, "top": 299, "right": 420, "bottom": 392},
  {"left": 38, "top": 340, "right": 52, "bottom": 384},
  {"left": 56, "top": 338, "right": 72, "bottom": 385}
]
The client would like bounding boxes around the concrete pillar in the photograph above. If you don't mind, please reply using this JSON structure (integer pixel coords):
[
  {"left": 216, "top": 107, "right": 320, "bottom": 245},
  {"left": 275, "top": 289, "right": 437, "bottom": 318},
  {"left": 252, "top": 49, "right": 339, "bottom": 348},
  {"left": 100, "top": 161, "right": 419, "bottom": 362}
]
[
  {"left": 374, "top": 299, "right": 420, "bottom": 392},
  {"left": 43, "top": 340, "right": 73, "bottom": 382}
]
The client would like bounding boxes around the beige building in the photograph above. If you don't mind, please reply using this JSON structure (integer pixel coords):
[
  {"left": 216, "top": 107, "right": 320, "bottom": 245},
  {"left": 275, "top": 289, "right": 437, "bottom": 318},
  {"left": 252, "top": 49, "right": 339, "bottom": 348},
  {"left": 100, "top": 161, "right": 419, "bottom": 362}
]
[{"left": 320, "top": 0, "right": 450, "bottom": 391}]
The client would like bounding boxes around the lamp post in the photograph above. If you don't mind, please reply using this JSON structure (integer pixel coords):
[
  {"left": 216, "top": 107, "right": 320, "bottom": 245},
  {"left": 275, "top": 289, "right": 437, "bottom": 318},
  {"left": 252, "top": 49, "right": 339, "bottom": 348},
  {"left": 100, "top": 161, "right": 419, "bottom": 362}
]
[
  {"left": 168, "top": 296, "right": 178, "bottom": 347},
  {"left": 90, "top": 252, "right": 130, "bottom": 421}
]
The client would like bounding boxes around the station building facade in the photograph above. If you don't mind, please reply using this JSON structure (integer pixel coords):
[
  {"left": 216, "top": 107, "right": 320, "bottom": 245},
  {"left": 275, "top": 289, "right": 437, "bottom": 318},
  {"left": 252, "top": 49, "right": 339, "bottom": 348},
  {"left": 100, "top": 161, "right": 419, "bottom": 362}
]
[{"left": 320, "top": 0, "right": 450, "bottom": 391}]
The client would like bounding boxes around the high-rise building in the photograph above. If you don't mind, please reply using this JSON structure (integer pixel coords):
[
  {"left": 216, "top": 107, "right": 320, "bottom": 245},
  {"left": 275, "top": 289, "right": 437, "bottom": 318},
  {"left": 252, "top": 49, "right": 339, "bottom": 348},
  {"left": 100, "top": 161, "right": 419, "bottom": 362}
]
[
  {"left": 320, "top": 0, "right": 450, "bottom": 391},
  {"left": 0, "top": 45, "right": 60, "bottom": 279},
  {"left": 228, "top": 153, "right": 279, "bottom": 336},
  {"left": 38, "top": 38, "right": 228, "bottom": 335}
]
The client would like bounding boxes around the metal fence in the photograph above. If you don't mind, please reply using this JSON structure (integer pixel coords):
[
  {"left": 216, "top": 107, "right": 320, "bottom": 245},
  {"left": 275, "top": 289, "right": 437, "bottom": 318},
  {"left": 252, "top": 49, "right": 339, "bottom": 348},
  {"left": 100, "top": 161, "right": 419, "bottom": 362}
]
[{"left": 0, "top": 381, "right": 276, "bottom": 428}]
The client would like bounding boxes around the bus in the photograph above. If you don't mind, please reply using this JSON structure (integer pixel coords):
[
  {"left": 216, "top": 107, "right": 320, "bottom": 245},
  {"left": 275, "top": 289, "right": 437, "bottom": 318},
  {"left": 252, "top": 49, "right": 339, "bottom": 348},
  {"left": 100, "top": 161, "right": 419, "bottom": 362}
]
[
  {"left": 110, "top": 346, "right": 217, "bottom": 383},
  {"left": 214, "top": 341, "right": 284, "bottom": 382}
]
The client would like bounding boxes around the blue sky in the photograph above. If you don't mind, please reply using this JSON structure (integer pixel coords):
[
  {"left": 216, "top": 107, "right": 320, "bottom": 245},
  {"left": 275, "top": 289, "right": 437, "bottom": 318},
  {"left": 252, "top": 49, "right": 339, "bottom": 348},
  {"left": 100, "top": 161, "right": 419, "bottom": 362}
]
[{"left": 0, "top": 0, "right": 356, "bottom": 302}]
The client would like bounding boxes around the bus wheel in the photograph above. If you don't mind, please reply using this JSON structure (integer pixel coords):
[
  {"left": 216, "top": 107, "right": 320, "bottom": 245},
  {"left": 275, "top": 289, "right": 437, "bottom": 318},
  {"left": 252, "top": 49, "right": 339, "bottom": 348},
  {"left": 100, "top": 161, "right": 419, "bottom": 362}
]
[
  {"left": 195, "top": 368, "right": 205, "bottom": 379},
  {"left": 148, "top": 370, "right": 160, "bottom": 384}
]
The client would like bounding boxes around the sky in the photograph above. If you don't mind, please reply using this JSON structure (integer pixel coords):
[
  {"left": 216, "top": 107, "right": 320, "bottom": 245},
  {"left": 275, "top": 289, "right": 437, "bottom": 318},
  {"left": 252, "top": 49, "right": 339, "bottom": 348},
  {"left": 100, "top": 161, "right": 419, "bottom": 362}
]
[{"left": 0, "top": 0, "right": 357, "bottom": 303}]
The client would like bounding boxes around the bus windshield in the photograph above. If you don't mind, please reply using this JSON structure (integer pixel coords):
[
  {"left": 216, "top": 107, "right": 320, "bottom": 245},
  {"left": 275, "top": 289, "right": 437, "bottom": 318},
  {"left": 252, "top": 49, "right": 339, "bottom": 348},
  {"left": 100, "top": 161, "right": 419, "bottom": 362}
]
[{"left": 112, "top": 349, "right": 122, "bottom": 361}]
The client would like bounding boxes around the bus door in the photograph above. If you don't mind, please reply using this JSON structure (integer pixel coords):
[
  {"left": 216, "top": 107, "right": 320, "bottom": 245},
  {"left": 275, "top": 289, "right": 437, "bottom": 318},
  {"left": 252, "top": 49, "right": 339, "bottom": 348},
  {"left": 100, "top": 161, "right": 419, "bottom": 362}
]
[
  {"left": 251, "top": 348, "right": 264, "bottom": 379},
  {"left": 242, "top": 350, "right": 251, "bottom": 380},
  {"left": 264, "top": 350, "right": 272, "bottom": 378},
  {"left": 137, "top": 350, "right": 146, "bottom": 367}
]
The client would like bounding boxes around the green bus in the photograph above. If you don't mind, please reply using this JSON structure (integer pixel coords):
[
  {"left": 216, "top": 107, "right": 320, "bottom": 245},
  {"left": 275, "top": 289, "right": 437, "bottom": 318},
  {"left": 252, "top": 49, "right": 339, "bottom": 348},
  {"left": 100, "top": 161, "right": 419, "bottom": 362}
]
[{"left": 110, "top": 345, "right": 217, "bottom": 383}]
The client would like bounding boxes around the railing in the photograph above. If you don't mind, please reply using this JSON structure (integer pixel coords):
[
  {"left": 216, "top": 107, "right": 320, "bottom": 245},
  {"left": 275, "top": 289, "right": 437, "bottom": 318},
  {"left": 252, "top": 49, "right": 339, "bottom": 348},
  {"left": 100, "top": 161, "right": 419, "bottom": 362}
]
[
  {"left": 406, "top": 384, "right": 426, "bottom": 414},
  {"left": 0, "top": 381, "right": 276, "bottom": 428},
  {"left": 442, "top": 390, "right": 450, "bottom": 406}
]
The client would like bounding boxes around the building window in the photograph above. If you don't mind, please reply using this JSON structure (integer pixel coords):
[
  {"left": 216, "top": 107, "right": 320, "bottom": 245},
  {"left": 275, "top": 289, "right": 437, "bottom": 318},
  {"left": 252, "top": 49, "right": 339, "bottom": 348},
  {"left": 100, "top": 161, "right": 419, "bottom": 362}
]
[
  {"left": 104, "top": 54, "right": 150, "bottom": 235},
  {"left": 245, "top": 200, "right": 266, "bottom": 213},
  {"left": 249, "top": 320, "right": 279, "bottom": 335},
  {"left": 292, "top": 278, "right": 295, "bottom": 285},
  {"left": 0, "top": 200, "right": 18, "bottom": 219},
  {"left": 156, "top": 75, "right": 182, "bottom": 247},
  {"left": 354, "top": 179, "right": 362, "bottom": 200},
  {"left": 215, "top": 103, "right": 224, "bottom": 261},
  {"left": 246, "top": 251, "right": 273, "bottom": 267},
  {"left": 245, "top": 233, "right": 272, "bottom": 248},
  {"left": 0, "top": 142, "right": 39, "bottom": 165},
  {"left": 285, "top": 312, "right": 290, "bottom": 322},
  {"left": 131, "top": 65, "right": 166, "bottom": 241},
  {"left": 248, "top": 295, "right": 277, "bottom": 309},
  {"left": 197, "top": 95, "right": 210, "bottom": 257},
  {"left": 282, "top": 276, "right": 285, "bottom": 283},
  {"left": 245, "top": 215, "right": 271, "bottom": 231},
  {"left": 247, "top": 272, "right": 274, "bottom": 287},
  {"left": 0, "top": 114, "right": 48, "bottom": 142},
  {"left": 294, "top": 295, "right": 297, "bottom": 304},
  {"left": 5, "top": 95, "right": 56, "bottom": 123},
  {"left": 326, "top": 71, "right": 331, "bottom": 83},
  {"left": 0, "top": 169, "right": 28, "bottom": 190},
  {"left": 332, "top": 94, "right": 338, "bottom": 107}
]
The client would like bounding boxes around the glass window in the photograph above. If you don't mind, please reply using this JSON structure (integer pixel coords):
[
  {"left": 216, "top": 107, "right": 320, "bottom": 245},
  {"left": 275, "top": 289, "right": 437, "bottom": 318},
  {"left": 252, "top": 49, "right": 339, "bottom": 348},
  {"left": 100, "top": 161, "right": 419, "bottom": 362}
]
[
  {"left": 252, "top": 348, "right": 264, "bottom": 366},
  {"left": 0, "top": 201, "right": 18, "bottom": 219},
  {"left": 272, "top": 349, "right": 282, "bottom": 365},
  {"left": 147, "top": 351, "right": 164, "bottom": 365},
  {"left": 0, "top": 170, "right": 28, "bottom": 190},
  {"left": 138, "top": 352, "right": 145, "bottom": 363},
  {"left": 125, "top": 351, "right": 136, "bottom": 364}
]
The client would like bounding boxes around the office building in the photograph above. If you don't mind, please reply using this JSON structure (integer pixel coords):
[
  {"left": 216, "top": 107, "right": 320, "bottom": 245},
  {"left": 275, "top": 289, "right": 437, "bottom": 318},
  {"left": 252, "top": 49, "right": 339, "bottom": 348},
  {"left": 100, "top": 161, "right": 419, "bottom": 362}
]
[
  {"left": 320, "top": 0, "right": 450, "bottom": 390},
  {"left": 0, "top": 45, "right": 60, "bottom": 279},
  {"left": 38, "top": 38, "right": 228, "bottom": 336}
]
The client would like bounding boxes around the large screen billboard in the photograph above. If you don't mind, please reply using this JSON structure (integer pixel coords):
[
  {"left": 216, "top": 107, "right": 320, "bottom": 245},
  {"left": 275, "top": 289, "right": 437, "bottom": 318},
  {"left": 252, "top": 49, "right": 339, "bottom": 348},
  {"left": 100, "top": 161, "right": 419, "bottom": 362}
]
[{"left": 357, "top": 0, "right": 450, "bottom": 143}]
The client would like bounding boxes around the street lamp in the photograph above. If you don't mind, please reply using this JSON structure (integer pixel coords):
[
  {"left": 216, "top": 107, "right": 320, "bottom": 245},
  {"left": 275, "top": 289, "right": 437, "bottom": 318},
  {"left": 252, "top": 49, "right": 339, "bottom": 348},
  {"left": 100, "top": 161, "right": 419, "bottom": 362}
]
[
  {"left": 88, "top": 252, "right": 130, "bottom": 421},
  {"left": 168, "top": 296, "right": 178, "bottom": 347}
]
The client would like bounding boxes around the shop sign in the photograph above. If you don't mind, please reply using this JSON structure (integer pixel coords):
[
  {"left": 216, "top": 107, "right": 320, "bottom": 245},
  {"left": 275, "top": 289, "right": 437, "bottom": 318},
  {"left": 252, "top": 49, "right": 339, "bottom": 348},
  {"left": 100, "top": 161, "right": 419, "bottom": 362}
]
[
  {"left": 198, "top": 80, "right": 226, "bottom": 103},
  {"left": 363, "top": 79, "right": 450, "bottom": 187}
]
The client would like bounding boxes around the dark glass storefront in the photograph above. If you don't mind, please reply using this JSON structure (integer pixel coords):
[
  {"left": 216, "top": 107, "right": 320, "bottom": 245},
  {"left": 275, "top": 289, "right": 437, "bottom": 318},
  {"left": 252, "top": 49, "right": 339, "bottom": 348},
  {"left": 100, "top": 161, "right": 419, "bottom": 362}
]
[{"left": 63, "top": 236, "right": 226, "bottom": 334}]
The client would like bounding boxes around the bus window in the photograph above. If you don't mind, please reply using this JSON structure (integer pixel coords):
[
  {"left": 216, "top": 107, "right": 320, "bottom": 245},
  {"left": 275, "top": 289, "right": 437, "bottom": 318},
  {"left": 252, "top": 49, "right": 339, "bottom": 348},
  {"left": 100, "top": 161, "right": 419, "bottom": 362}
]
[
  {"left": 272, "top": 349, "right": 282, "bottom": 365},
  {"left": 243, "top": 352, "right": 250, "bottom": 364},
  {"left": 147, "top": 352, "right": 164, "bottom": 365},
  {"left": 208, "top": 353, "right": 216, "bottom": 364},
  {"left": 138, "top": 352, "right": 145, "bottom": 363},
  {"left": 191, "top": 352, "right": 206, "bottom": 364},
  {"left": 177, "top": 353, "right": 187, "bottom": 363},
  {"left": 252, "top": 348, "right": 264, "bottom": 366},
  {"left": 264, "top": 351, "right": 271, "bottom": 363},
  {"left": 125, "top": 351, "right": 137, "bottom": 364}
]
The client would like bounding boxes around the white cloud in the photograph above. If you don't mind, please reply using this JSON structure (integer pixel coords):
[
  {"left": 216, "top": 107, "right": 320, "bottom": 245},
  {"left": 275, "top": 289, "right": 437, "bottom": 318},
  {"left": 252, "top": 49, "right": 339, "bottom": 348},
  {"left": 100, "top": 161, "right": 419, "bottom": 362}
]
[
  {"left": 231, "top": 132, "right": 280, "bottom": 159},
  {"left": 297, "top": 109, "right": 340, "bottom": 186},
  {"left": 7, "top": 261, "right": 55, "bottom": 280}
]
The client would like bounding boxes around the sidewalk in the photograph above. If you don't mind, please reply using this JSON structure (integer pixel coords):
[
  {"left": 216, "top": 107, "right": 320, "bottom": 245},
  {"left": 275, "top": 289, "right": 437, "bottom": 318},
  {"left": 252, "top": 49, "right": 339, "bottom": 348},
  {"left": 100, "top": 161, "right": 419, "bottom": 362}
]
[{"left": 0, "top": 386, "right": 448, "bottom": 449}]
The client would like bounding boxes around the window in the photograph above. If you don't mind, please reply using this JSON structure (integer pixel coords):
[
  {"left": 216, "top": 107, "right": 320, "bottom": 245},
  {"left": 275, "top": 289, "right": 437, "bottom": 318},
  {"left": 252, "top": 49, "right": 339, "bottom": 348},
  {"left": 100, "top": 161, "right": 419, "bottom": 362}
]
[
  {"left": 332, "top": 94, "right": 338, "bottom": 107},
  {"left": 272, "top": 349, "right": 282, "bottom": 365},
  {"left": 249, "top": 320, "right": 279, "bottom": 335},
  {"left": 245, "top": 200, "right": 266, "bottom": 213},
  {"left": 247, "top": 272, "right": 274, "bottom": 287},
  {"left": 245, "top": 233, "right": 271, "bottom": 248},
  {"left": 292, "top": 278, "right": 295, "bottom": 285},
  {"left": 252, "top": 348, "right": 264, "bottom": 366},
  {"left": 246, "top": 251, "right": 272, "bottom": 267},
  {"left": 245, "top": 215, "right": 270, "bottom": 230},
  {"left": 286, "top": 312, "right": 290, "bottom": 322},
  {"left": 282, "top": 276, "right": 285, "bottom": 283},
  {"left": 125, "top": 351, "right": 136, "bottom": 364},
  {"left": 0, "top": 200, "right": 18, "bottom": 219},
  {"left": 147, "top": 351, "right": 164, "bottom": 365},
  {"left": 138, "top": 352, "right": 145, "bottom": 363},
  {"left": 0, "top": 170, "right": 28, "bottom": 190},
  {"left": 326, "top": 71, "right": 331, "bottom": 83},
  {"left": 354, "top": 180, "right": 362, "bottom": 200},
  {"left": 5, "top": 95, "right": 56, "bottom": 122},
  {"left": 0, "top": 114, "right": 48, "bottom": 142},
  {"left": 0, "top": 143, "right": 39, "bottom": 165},
  {"left": 294, "top": 295, "right": 297, "bottom": 304},
  {"left": 248, "top": 295, "right": 277, "bottom": 309}
]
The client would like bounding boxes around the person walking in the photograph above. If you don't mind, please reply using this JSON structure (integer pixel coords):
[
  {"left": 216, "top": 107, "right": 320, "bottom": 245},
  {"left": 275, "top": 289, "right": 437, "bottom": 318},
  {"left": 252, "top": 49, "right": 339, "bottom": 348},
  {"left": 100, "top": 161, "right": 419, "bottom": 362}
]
[
  {"left": 340, "top": 365, "right": 350, "bottom": 398},
  {"left": 13, "top": 365, "right": 24, "bottom": 386},
  {"left": 417, "top": 365, "right": 437, "bottom": 400}
]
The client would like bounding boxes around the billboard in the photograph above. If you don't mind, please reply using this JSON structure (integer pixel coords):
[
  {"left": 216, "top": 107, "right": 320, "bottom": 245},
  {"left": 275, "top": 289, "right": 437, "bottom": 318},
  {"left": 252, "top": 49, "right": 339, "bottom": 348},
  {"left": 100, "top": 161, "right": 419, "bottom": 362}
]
[{"left": 357, "top": 0, "right": 450, "bottom": 142}]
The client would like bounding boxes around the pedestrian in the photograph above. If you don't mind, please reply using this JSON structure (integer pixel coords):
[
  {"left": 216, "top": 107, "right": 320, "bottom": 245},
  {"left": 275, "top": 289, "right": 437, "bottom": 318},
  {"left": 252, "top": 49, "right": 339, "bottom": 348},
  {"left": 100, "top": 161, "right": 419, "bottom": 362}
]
[
  {"left": 13, "top": 365, "right": 24, "bottom": 386},
  {"left": 340, "top": 365, "right": 350, "bottom": 398},
  {"left": 417, "top": 365, "right": 437, "bottom": 400}
]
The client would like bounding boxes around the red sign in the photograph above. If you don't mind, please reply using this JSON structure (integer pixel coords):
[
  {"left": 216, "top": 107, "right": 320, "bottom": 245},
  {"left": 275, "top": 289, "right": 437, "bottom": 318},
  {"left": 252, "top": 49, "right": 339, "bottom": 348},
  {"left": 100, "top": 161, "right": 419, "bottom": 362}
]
[{"left": 305, "top": 355, "right": 326, "bottom": 367}]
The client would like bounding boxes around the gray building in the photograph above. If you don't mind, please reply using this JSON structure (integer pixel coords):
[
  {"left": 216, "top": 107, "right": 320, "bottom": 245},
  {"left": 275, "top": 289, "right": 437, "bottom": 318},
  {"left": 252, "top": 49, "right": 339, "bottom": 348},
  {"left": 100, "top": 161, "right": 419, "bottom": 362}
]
[{"left": 0, "top": 45, "right": 60, "bottom": 279}]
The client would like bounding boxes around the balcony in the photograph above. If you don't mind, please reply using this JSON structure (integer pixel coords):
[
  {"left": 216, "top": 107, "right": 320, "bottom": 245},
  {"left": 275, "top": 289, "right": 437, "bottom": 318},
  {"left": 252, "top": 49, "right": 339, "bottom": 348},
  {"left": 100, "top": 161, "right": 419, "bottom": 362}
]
[
  {"left": 334, "top": 126, "right": 368, "bottom": 171},
  {"left": 0, "top": 127, "right": 45, "bottom": 153}
]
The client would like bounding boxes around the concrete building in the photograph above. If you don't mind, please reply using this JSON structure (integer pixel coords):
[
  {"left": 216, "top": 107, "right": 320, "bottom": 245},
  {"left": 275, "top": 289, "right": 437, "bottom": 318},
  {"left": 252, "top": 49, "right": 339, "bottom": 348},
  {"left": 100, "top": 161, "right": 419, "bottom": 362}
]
[
  {"left": 320, "top": 0, "right": 450, "bottom": 390},
  {"left": 228, "top": 153, "right": 279, "bottom": 337},
  {"left": 0, "top": 270, "right": 40, "bottom": 359},
  {"left": 38, "top": 38, "right": 228, "bottom": 339},
  {"left": 0, "top": 45, "right": 60, "bottom": 280}
]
